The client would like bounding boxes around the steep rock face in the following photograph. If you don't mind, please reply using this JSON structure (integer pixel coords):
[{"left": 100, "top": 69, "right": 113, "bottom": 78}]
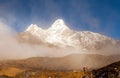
[{"left": 18, "top": 19, "right": 120, "bottom": 51}]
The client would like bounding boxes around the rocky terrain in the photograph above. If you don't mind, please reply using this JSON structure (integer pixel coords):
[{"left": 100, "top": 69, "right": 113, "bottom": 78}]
[
  {"left": 0, "top": 19, "right": 120, "bottom": 78},
  {"left": 0, "top": 59, "right": 119, "bottom": 78},
  {"left": 17, "top": 19, "right": 120, "bottom": 55}
]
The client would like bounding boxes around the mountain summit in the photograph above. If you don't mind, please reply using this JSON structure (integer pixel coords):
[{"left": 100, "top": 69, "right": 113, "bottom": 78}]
[
  {"left": 26, "top": 24, "right": 43, "bottom": 33},
  {"left": 48, "top": 19, "right": 70, "bottom": 31},
  {"left": 18, "top": 19, "right": 120, "bottom": 54}
]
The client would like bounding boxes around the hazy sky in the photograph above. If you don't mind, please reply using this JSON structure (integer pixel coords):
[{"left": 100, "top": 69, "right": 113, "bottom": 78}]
[{"left": 0, "top": 0, "right": 120, "bottom": 39}]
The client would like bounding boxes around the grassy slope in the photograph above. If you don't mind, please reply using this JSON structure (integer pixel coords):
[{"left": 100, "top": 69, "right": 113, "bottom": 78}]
[{"left": 0, "top": 55, "right": 119, "bottom": 78}]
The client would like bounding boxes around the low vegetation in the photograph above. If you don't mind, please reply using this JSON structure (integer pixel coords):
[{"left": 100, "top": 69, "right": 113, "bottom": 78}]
[
  {"left": 0, "top": 59, "right": 119, "bottom": 78},
  {"left": 15, "top": 70, "right": 94, "bottom": 78}
]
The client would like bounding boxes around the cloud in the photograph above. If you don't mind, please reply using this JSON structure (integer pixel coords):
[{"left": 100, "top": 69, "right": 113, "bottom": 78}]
[
  {"left": 0, "top": 20, "right": 47, "bottom": 59},
  {"left": 0, "top": 19, "right": 119, "bottom": 60},
  {"left": 0, "top": 0, "right": 120, "bottom": 60},
  {"left": 0, "top": 19, "right": 78, "bottom": 59}
]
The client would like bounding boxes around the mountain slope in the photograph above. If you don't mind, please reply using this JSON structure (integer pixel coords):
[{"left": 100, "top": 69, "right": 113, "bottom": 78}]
[
  {"left": 1, "top": 54, "right": 120, "bottom": 70},
  {"left": 0, "top": 55, "right": 119, "bottom": 78},
  {"left": 17, "top": 19, "right": 120, "bottom": 53}
]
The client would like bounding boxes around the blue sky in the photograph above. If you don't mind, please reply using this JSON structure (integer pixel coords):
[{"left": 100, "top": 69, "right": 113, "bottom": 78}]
[{"left": 0, "top": 0, "right": 120, "bottom": 39}]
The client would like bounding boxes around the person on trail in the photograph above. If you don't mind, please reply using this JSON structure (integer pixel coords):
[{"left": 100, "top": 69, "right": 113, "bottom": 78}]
[{"left": 83, "top": 67, "right": 88, "bottom": 72}]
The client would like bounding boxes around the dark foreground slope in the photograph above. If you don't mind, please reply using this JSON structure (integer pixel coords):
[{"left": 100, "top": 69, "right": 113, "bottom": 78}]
[{"left": 93, "top": 61, "right": 120, "bottom": 78}]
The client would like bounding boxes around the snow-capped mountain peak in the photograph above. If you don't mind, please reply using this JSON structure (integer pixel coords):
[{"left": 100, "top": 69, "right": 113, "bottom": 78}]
[
  {"left": 22, "top": 19, "right": 120, "bottom": 51},
  {"left": 48, "top": 19, "right": 70, "bottom": 31},
  {"left": 25, "top": 24, "right": 45, "bottom": 38},
  {"left": 26, "top": 24, "right": 40, "bottom": 32}
]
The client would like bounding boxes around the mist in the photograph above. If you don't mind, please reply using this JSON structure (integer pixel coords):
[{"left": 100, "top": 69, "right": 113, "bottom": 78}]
[
  {"left": 0, "top": 19, "right": 120, "bottom": 70},
  {"left": 0, "top": 20, "right": 53, "bottom": 59},
  {"left": 0, "top": 20, "right": 119, "bottom": 60},
  {"left": 0, "top": 20, "right": 80, "bottom": 59}
]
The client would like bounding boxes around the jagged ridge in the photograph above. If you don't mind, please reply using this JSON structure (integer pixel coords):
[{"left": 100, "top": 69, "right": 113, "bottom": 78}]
[{"left": 19, "top": 19, "right": 120, "bottom": 53}]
